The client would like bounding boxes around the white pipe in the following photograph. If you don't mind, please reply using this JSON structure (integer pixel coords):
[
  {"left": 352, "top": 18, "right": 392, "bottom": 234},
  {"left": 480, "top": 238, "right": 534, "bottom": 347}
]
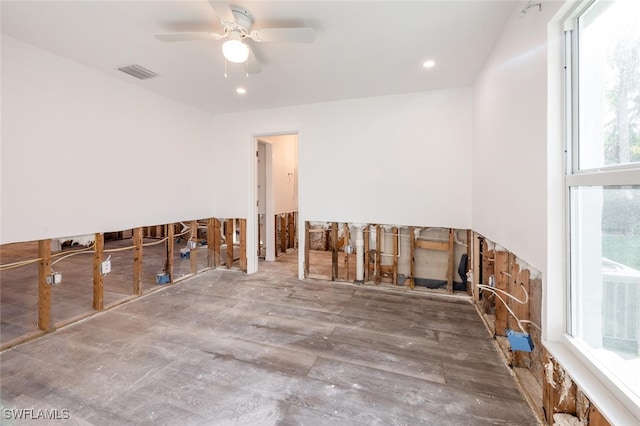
[{"left": 356, "top": 227, "right": 364, "bottom": 282}]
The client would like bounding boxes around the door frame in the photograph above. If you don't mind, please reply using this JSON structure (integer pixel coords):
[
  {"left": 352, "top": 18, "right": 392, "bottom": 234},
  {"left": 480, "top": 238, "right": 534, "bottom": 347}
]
[{"left": 248, "top": 130, "right": 303, "bottom": 277}]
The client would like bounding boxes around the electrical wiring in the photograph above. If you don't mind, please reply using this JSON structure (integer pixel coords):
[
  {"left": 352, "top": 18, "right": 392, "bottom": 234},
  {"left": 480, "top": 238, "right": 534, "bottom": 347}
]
[
  {"left": 0, "top": 258, "right": 42, "bottom": 271},
  {"left": 142, "top": 236, "right": 170, "bottom": 247},
  {"left": 103, "top": 245, "right": 136, "bottom": 253},
  {"left": 477, "top": 283, "right": 541, "bottom": 334},
  {"left": 51, "top": 249, "right": 95, "bottom": 266},
  {"left": 50, "top": 242, "right": 96, "bottom": 258}
]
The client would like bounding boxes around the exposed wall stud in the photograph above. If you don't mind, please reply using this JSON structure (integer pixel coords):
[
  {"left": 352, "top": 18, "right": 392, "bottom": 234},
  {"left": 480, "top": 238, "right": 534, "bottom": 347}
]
[
  {"left": 207, "top": 219, "right": 215, "bottom": 268},
  {"left": 304, "top": 221, "right": 310, "bottom": 278},
  {"left": 331, "top": 222, "right": 338, "bottom": 281},
  {"left": 133, "top": 227, "right": 143, "bottom": 295},
  {"left": 37, "top": 239, "right": 52, "bottom": 331},
  {"left": 447, "top": 228, "right": 455, "bottom": 293},
  {"left": 364, "top": 225, "right": 370, "bottom": 282},
  {"left": 190, "top": 220, "right": 198, "bottom": 275},
  {"left": 466, "top": 230, "right": 472, "bottom": 295},
  {"left": 93, "top": 233, "right": 104, "bottom": 310},
  {"left": 280, "top": 215, "right": 287, "bottom": 254},
  {"left": 375, "top": 225, "right": 381, "bottom": 284},
  {"left": 288, "top": 212, "right": 296, "bottom": 249},
  {"left": 392, "top": 227, "right": 398, "bottom": 285},
  {"left": 239, "top": 218, "right": 247, "bottom": 272},
  {"left": 494, "top": 251, "right": 510, "bottom": 336},
  {"left": 226, "top": 219, "right": 234, "bottom": 268},
  {"left": 409, "top": 226, "right": 415, "bottom": 289},
  {"left": 213, "top": 218, "right": 221, "bottom": 267},
  {"left": 166, "top": 223, "right": 174, "bottom": 282}
]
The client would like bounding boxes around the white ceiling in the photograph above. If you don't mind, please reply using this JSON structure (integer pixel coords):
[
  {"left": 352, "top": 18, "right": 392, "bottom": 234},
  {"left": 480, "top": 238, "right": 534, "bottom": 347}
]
[{"left": 1, "top": 1, "right": 518, "bottom": 116}]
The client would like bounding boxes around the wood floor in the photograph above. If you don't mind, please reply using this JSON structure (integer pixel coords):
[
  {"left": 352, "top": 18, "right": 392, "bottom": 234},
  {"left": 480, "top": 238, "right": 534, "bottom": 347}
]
[{"left": 0, "top": 251, "right": 538, "bottom": 425}]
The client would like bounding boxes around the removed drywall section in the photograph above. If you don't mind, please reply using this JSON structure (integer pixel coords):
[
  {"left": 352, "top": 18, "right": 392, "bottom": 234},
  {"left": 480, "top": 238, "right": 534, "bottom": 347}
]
[
  {"left": 1, "top": 35, "right": 217, "bottom": 244},
  {"left": 305, "top": 221, "right": 469, "bottom": 293}
]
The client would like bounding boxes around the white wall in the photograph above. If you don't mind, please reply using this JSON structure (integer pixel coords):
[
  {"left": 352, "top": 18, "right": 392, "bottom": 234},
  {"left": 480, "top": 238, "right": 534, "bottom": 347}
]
[
  {"left": 472, "top": 1, "right": 564, "bottom": 273},
  {"left": 213, "top": 87, "right": 473, "bottom": 229},
  {"left": 0, "top": 35, "right": 218, "bottom": 244}
]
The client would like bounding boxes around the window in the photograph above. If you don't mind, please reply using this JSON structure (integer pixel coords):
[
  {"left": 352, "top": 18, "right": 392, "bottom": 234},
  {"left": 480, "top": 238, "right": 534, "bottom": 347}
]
[{"left": 566, "top": 0, "right": 640, "bottom": 411}]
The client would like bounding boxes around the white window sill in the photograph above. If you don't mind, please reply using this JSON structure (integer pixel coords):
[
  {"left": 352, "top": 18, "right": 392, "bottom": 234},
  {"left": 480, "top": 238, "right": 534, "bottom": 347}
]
[{"left": 543, "top": 338, "right": 640, "bottom": 425}]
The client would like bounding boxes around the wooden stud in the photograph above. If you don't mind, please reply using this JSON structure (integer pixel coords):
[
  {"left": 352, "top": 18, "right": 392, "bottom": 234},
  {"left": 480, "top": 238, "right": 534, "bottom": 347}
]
[
  {"left": 512, "top": 261, "right": 532, "bottom": 368},
  {"left": 494, "top": 251, "right": 510, "bottom": 336},
  {"left": 331, "top": 222, "right": 338, "bottom": 281},
  {"left": 257, "top": 214, "right": 262, "bottom": 257},
  {"left": 375, "top": 225, "right": 381, "bottom": 284},
  {"left": 133, "top": 227, "right": 143, "bottom": 295},
  {"left": 239, "top": 219, "right": 247, "bottom": 272},
  {"left": 38, "top": 239, "right": 52, "bottom": 331},
  {"left": 288, "top": 212, "right": 296, "bottom": 249},
  {"left": 414, "top": 239, "right": 450, "bottom": 251},
  {"left": 472, "top": 232, "right": 481, "bottom": 302},
  {"left": 213, "top": 218, "right": 221, "bottom": 267},
  {"left": 409, "top": 226, "right": 415, "bottom": 289},
  {"left": 280, "top": 215, "right": 287, "bottom": 254},
  {"left": 364, "top": 225, "right": 370, "bottom": 282},
  {"left": 274, "top": 216, "right": 279, "bottom": 257},
  {"left": 392, "top": 227, "right": 398, "bottom": 285},
  {"left": 226, "top": 218, "right": 234, "bottom": 268},
  {"left": 207, "top": 218, "right": 215, "bottom": 268},
  {"left": 587, "top": 404, "right": 611, "bottom": 426},
  {"left": 480, "top": 239, "right": 496, "bottom": 315},
  {"left": 304, "top": 221, "right": 310, "bottom": 278},
  {"left": 166, "top": 222, "right": 174, "bottom": 282},
  {"left": 446, "top": 228, "right": 455, "bottom": 293},
  {"left": 466, "top": 230, "right": 472, "bottom": 295},
  {"left": 93, "top": 233, "right": 104, "bottom": 311},
  {"left": 190, "top": 220, "right": 198, "bottom": 275}
]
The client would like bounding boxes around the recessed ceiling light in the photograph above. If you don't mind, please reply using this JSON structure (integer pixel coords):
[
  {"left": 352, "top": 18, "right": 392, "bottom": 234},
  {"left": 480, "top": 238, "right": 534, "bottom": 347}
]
[
  {"left": 423, "top": 60, "right": 436, "bottom": 69},
  {"left": 236, "top": 87, "right": 247, "bottom": 94}
]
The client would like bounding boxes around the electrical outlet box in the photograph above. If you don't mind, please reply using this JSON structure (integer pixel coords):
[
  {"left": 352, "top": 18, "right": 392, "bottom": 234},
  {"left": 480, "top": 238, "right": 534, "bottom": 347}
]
[
  {"left": 506, "top": 329, "right": 534, "bottom": 352},
  {"left": 101, "top": 259, "right": 111, "bottom": 275},
  {"left": 188, "top": 241, "right": 197, "bottom": 250},
  {"left": 489, "top": 275, "right": 495, "bottom": 287},
  {"left": 46, "top": 272, "right": 63, "bottom": 286},
  {"left": 156, "top": 273, "right": 170, "bottom": 284}
]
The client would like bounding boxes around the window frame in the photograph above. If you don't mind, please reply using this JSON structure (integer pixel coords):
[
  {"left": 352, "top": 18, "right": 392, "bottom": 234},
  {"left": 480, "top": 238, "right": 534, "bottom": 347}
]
[{"left": 564, "top": 0, "right": 640, "bottom": 417}]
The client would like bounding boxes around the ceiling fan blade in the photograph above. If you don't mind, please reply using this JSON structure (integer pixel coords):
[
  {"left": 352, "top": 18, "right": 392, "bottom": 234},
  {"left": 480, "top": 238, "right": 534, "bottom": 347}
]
[
  {"left": 209, "top": 1, "right": 235, "bottom": 24},
  {"left": 155, "top": 32, "right": 224, "bottom": 42},
  {"left": 251, "top": 27, "right": 315, "bottom": 43},
  {"left": 246, "top": 45, "right": 262, "bottom": 74}
]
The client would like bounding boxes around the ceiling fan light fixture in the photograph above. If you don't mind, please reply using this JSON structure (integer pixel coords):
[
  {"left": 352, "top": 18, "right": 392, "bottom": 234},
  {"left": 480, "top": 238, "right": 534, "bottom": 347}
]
[{"left": 222, "top": 39, "right": 250, "bottom": 63}]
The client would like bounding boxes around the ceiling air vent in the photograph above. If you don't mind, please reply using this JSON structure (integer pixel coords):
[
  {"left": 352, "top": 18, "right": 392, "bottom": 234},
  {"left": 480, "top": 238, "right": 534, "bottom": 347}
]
[{"left": 117, "top": 64, "right": 158, "bottom": 80}]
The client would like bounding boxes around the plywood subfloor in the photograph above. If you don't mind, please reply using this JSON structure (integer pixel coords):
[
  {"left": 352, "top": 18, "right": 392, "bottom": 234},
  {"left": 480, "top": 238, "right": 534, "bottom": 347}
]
[{"left": 0, "top": 252, "right": 538, "bottom": 425}]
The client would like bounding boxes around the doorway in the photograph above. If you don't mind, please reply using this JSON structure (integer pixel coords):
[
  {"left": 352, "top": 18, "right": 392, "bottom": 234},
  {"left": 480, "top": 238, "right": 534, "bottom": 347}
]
[{"left": 254, "top": 133, "right": 299, "bottom": 270}]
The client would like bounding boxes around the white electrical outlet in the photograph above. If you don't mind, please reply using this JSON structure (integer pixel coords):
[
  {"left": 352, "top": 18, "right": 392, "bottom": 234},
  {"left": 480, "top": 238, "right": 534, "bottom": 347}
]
[
  {"left": 189, "top": 241, "right": 197, "bottom": 250},
  {"left": 101, "top": 259, "right": 112, "bottom": 275}
]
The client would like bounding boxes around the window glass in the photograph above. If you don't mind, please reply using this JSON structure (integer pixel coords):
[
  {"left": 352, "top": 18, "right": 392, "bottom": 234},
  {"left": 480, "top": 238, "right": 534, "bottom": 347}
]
[
  {"left": 571, "top": 185, "right": 640, "bottom": 399},
  {"left": 578, "top": 0, "right": 640, "bottom": 170}
]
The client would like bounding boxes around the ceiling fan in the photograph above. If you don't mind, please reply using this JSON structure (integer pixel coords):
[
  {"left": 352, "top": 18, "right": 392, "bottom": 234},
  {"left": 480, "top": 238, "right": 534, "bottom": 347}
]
[{"left": 155, "top": 2, "right": 315, "bottom": 74}]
